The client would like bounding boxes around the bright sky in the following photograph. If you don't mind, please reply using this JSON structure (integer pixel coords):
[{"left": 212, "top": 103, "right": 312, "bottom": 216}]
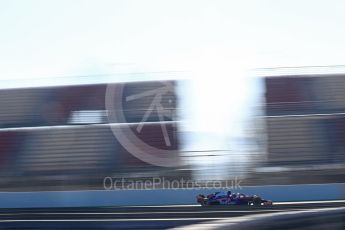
[
  {"left": 1, "top": 0, "right": 345, "bottom": 160},
  {"left": 1, "top": 0, "right": 345, "bottom": 81}
]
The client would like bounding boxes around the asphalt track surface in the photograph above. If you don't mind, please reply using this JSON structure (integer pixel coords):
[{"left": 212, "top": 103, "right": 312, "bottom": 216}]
[{"left": 0, "top": 201, "right": 343, "bottom": 229}]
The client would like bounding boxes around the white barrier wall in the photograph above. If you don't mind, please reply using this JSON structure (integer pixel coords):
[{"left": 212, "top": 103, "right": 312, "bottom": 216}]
[{"left": 0, "top": 183, "right": 344, "bottom": 208}]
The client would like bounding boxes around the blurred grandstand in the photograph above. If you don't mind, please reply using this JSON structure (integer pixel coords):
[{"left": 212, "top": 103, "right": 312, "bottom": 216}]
[
  {"left": 1, "top": 71, "right": 345, "bottom": 191},
  {"left": 251, "top": 71, "right": 345, "bottom": 185},
  {"left": 0, "top": 80, "right": 189, "bottom": 191}
]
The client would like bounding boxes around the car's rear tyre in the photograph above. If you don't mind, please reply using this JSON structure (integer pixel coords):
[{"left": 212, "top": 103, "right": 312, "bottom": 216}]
[{"left": 253, "top": 196, "right": 262, "bottom": 206}]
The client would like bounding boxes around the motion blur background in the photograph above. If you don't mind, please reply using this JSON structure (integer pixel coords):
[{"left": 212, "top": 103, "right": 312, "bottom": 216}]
[{"left": 1, "top": 0, "right": 345, "bottom": 192}]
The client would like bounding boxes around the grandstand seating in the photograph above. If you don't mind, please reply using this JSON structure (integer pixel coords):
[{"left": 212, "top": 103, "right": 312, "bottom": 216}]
[{"left": 0, "top": 81, "right": 184, "bottom": 191}]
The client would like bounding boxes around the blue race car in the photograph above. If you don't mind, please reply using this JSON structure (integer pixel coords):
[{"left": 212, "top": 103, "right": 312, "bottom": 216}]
[{"left": 196, "top": 191, "right": 272, "bottom": 206}]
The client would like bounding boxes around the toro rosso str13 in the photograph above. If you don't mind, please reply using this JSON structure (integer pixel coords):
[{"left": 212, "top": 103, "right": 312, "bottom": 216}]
[{"left": 196, "top": 191, "right": 273, "bottom": 206}]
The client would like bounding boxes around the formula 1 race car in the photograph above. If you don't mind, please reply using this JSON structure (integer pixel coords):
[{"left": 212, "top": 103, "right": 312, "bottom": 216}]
[{"left": 196, "top": 191, "right": 273, "bottom": 206}]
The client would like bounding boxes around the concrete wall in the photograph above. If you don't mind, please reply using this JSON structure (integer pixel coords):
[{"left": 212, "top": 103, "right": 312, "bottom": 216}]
[{"left": 0, "top": 183, "right": 344, "bottom": 208}]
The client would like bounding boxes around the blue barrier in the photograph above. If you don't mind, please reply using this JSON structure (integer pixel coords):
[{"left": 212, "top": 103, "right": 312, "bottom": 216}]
[{"left": 0, "top": 183, "right": 344, "bottom": 208}]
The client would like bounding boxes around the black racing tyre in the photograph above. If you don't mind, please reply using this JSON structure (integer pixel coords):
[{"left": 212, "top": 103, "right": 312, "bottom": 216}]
[
  {"left": 201, "top": 198, "right": 208, "bottom": 206},
  {"left": 253, "top": 196, "right": 262, "bottom": 206}
]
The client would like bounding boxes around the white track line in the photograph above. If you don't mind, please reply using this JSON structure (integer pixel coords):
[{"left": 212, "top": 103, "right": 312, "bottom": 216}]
[
  {"left": 0, "top": 209, "right": 292, "bottom": 215},
  {"left": 274, "top": 200, "right": 345, "bottom": 205},
  {"left": 0, "top": 218, "right": 230, "bottom": 222},
  {"left": 106, "top": 200, "right": 345, "bottom": 208}
]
